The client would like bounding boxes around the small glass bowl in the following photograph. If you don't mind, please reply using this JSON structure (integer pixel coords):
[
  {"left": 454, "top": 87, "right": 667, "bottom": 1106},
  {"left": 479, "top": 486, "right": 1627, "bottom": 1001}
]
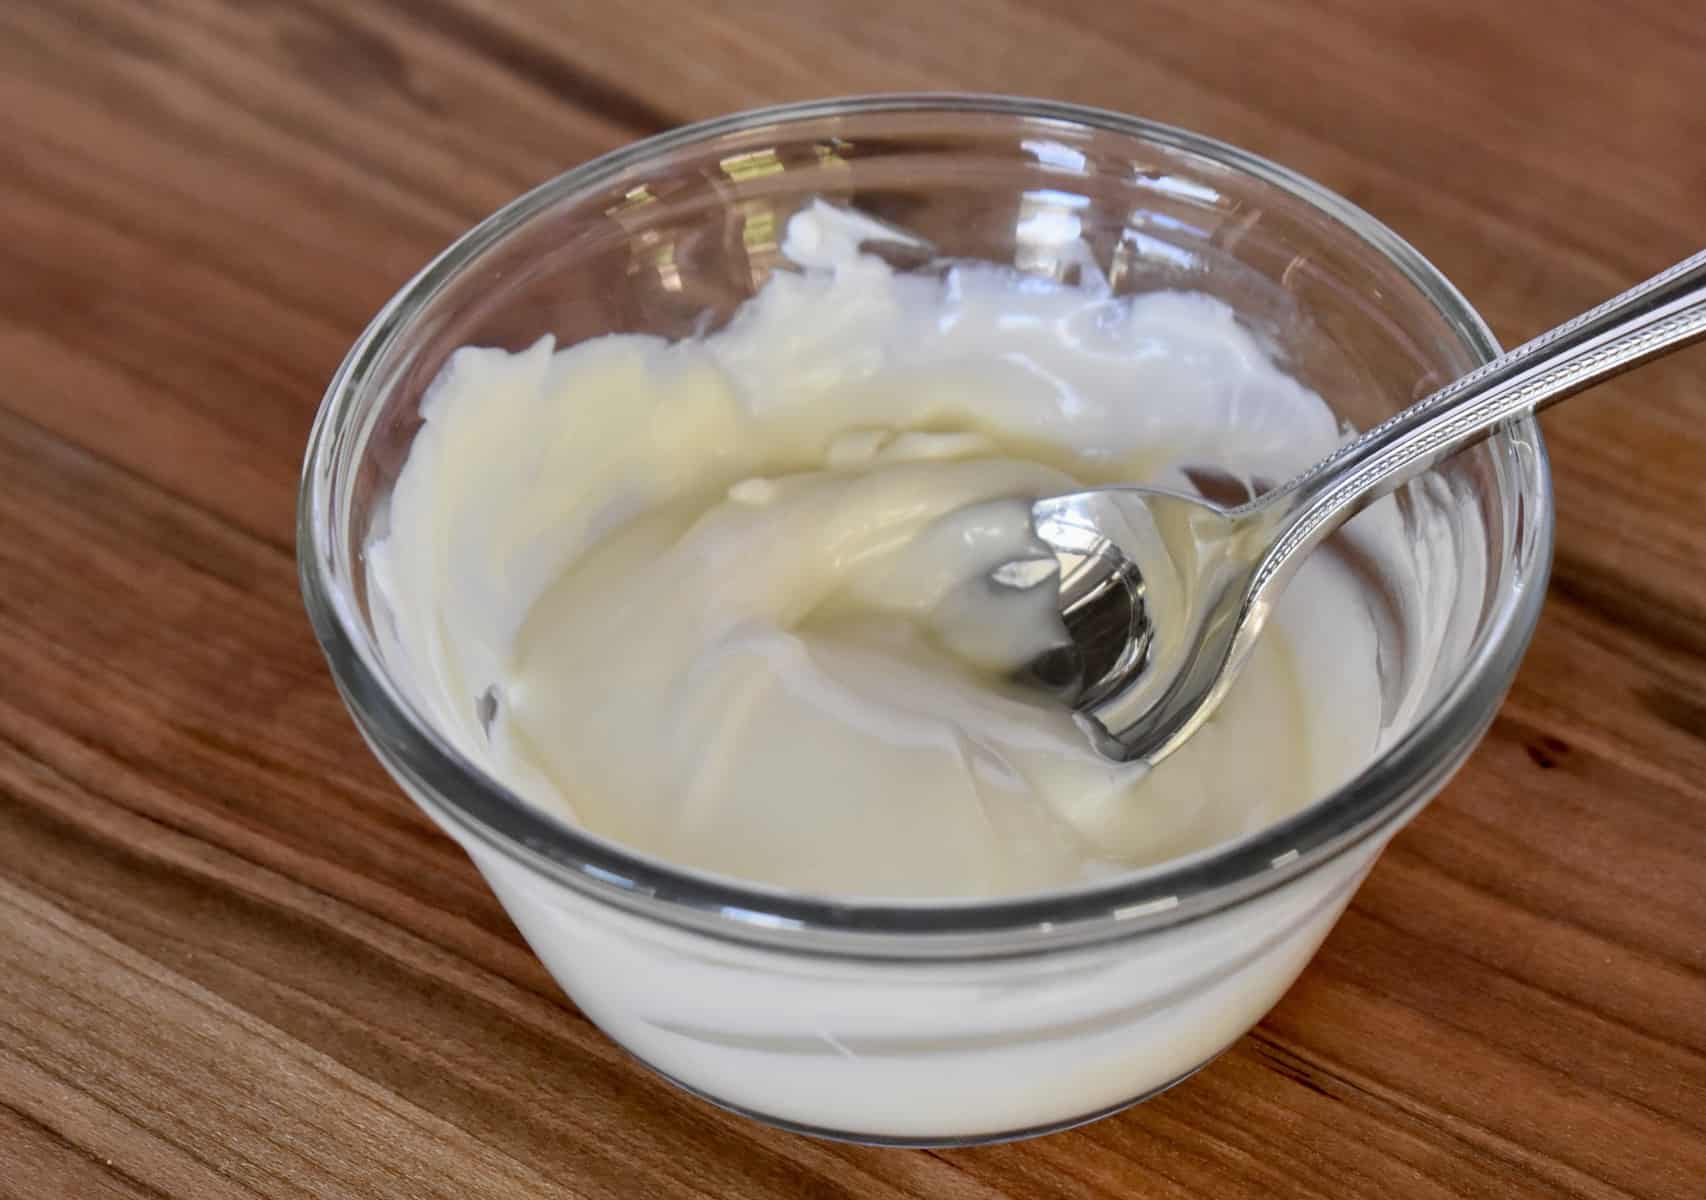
[{"left": 299, "top": 95, "right": 1551, "bottom": 1145}]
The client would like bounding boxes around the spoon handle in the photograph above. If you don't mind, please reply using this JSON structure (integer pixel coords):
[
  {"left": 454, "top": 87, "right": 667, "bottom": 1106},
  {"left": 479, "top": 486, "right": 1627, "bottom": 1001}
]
[{"left": 1248, "top": 249, "right": 1706, "bottom": 591}]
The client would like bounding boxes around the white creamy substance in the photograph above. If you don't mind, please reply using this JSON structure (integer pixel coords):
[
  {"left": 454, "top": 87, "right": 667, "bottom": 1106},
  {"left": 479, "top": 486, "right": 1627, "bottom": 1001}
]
[{"left": 369, "top": 203, "right": 1391, "bottom": 900}]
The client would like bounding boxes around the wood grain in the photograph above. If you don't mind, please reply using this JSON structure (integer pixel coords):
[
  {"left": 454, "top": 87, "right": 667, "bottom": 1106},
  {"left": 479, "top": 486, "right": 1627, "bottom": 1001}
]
[{"left": 2, "top": 1, "right": 1704, "bottom": 1196}]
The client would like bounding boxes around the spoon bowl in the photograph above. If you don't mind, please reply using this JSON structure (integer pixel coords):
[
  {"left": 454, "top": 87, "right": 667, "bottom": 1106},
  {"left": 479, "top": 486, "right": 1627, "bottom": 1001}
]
[{"left": 1033, "top": 486, "right": 1272, "bottom": 763}]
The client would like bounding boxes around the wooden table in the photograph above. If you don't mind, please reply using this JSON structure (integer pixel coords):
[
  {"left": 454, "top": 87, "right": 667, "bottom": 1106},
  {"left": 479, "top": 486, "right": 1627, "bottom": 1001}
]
[{"left": 4, "top": 2, "right": 1704, "bottom": 1196}]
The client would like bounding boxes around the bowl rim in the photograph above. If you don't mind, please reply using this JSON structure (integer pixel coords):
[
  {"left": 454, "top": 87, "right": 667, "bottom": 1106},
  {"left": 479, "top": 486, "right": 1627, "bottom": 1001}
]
[{"left": 299, "top": 92, "right": 1553, "bottom": 961}]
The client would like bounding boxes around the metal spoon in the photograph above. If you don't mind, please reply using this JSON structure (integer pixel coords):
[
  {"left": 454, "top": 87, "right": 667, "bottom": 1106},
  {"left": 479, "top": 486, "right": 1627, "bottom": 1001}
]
[{"left": 1030, "top": 249, "right": 1706, "bottom": 765}]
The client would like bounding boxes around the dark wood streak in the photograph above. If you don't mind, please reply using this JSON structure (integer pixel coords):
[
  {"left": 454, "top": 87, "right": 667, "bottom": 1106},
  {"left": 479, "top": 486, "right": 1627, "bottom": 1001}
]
[
  {"left": 271, "top": 3, "right": 436, "bottom": 113},
  {"left": 1, "top": 0, "right": 1704, "bottom": 1197},
  {"left": 1549, "top": 550, "right": 1706, "bottom": 668},
  {"left": 1634, "top": 685, "right": 1706, "bottom": 746},
  {"left": 370, "top": 0, "right": 683, "bottom": 136},
  {"left": 0, "top": 1101, "right": 177, "bottom": 1200}
]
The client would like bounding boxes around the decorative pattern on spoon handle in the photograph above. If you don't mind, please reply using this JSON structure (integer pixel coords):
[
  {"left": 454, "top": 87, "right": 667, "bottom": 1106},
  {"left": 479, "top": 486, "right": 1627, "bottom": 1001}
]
[
  {"left": 1245, "top": 250, "right": 1706, "bottom": 605},
  {"left": 1266, "top": 249, "right": 1706, "bottom": 495}
]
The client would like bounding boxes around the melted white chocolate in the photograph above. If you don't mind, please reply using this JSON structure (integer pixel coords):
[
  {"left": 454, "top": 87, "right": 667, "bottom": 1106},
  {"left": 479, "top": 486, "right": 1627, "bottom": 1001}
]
[{"left": 369, "top": 202, "right": 1387, "bottom": 899}]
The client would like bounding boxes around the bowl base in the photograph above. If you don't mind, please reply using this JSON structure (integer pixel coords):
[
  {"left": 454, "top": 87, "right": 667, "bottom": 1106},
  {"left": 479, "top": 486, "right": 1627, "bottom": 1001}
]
[{"left": 630, "top": 1051, "right": 1209, "bottom": 1147}]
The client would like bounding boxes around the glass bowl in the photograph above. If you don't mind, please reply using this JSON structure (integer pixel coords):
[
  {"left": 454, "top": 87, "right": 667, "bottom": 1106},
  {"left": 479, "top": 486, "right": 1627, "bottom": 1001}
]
[{"left": 299, "top": 95, "right": 1551, "bottom": 1145}]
